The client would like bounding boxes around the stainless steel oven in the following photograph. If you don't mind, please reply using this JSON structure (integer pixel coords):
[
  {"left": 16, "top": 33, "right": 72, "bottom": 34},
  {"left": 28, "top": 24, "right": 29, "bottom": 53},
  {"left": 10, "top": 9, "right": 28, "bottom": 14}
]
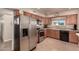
[{"left": 38, "top": 30, "right": 44, "bottom": 43}]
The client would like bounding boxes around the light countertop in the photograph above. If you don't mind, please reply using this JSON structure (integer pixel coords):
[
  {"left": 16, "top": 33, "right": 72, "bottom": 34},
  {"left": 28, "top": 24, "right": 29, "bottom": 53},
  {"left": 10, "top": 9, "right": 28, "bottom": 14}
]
[
  {"left": 44, "top": 28, "right": 79, "bottom": 32},
  {"left": 76, "top": 33, "right": 79, "bottom": 37}
]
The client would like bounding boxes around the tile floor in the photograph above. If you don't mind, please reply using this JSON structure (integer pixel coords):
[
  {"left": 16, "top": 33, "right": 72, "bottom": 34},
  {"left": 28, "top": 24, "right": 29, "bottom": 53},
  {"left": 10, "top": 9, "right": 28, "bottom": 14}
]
[
  {"left": 0, "top": 40, "right": 12, "bottom": 51},
  {"left": 0, "top": 37, "right": 79, "bottom": 51},
  {"left": 34, "top": 37, "right": 79, "bottom": 51}
]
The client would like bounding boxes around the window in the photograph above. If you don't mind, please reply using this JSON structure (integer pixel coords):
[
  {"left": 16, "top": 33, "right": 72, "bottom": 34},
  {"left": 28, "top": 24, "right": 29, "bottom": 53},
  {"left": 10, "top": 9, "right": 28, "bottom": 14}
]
[{"left": 52, "top": 17, "right": 65, "bottom": 26}]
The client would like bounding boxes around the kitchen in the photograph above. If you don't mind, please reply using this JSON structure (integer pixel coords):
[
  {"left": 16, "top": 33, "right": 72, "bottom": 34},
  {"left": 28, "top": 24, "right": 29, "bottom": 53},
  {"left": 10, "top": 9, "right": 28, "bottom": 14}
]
[{"left": 0, "top": 8, "right": 79, "bottom": 51}]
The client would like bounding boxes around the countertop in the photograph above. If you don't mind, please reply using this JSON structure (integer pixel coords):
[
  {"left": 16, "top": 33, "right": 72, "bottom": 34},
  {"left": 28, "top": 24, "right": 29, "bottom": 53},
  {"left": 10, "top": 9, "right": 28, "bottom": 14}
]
[{"left": 44, "top": 28, "right": 79, "bottom": 33}]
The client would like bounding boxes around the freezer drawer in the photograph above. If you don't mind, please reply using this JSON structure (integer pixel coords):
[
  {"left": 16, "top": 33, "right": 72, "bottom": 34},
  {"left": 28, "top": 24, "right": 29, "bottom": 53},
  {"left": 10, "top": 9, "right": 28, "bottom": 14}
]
[{"left": 20, "top": 36, "right": 29, "bottom": 51}]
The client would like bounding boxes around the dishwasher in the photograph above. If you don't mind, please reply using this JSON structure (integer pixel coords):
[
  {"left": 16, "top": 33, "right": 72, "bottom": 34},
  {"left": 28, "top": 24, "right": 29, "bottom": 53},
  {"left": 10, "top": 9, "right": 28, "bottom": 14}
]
[{"left": 60, "top": 30, "right": 69, "bottom": 42}]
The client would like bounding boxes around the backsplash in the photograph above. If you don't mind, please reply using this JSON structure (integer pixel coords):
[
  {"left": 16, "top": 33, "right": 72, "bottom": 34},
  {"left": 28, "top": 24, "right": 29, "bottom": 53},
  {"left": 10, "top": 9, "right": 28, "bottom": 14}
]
[{"left": 48, "top": 24, "right": 74, "bottom": 29}]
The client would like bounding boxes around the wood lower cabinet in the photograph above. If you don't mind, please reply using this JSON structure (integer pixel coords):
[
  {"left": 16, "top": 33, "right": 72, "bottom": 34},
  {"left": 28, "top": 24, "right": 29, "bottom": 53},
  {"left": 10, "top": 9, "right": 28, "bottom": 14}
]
[
  {"left": 44, "top": 29, "right": 51, "bottom": 37},
  {"left": 50, "top": 30, "right": 59, "bottom": 39},
  {"left": 44, "top": 29, "right": 59, "bottom": 39},
  {"left": 44, "top": 29, "right": 78, "bottom": 44},
  {"left": 69, "top": 31, "right": 78, "bottom": 44}
]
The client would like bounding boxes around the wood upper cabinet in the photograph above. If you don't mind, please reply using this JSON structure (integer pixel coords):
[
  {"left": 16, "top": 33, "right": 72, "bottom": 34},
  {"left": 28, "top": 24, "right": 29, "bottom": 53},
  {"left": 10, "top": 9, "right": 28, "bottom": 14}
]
[
  {"left": 23, "top": 11, "right": 52, "bottom": 24},
  {"left": 66, "top": 14, "right": 77, "bottom": 25},
  {"left": 43, "top": 18, "right": 51, "bottom": 25},
  {"left": 69, "top": 31, "right": 78, "bottom": 44}
]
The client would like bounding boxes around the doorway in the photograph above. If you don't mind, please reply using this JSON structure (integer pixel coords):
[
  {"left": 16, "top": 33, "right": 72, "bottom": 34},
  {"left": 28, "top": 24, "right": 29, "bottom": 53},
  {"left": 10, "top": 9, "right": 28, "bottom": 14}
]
[{"left": 0, "top": 9, "right": 14, "bottom": 51}]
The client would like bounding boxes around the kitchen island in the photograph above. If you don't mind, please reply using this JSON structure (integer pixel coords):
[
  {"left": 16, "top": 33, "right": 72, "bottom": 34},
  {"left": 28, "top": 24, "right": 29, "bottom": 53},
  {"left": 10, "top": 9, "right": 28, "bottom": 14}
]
[{"left": 44, "top": 28, "right": 79, "bottom": 44}]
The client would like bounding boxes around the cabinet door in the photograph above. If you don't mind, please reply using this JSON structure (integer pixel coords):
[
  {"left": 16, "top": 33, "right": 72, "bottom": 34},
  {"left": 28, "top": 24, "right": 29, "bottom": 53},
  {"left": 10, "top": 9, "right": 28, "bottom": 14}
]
[
  {"left": 47, "top": 29, "right": 52, "bottom": 37},
  {"left": 43, "top": 18, "right": 51, "bottom": 25},
  {"left": 55, "top": 30, "right": 60, "bottom": 39},
  {"left": 44, "top": 19, "right": 48, "bottom": 25},
  {"left": 69, "top": 31, "right": 78, "bottom": 44},
  {"left": 44, "top": 29, "right": 51, "bottom": 37},
  {"left": 49, "top": 30, "right": 54, "bottom": 38},
  {"left": 44, "top": 29, "right": 59, "bottom": 39},
  {"left": 66, "top": 14, "right": 77, "bottom": 25},
  {"left": 44, "top": 29, "right": 48, "bottom": 37},
  {"left": 44, "top": 29, "right": 52, "bottom": 38},
  {"left": 50, "top": 30, "right": 59, "bottom": 39}
]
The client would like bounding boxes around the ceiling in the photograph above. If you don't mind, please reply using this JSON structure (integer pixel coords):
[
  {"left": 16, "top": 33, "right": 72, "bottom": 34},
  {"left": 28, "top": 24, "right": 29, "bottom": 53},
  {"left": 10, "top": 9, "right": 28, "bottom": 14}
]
[
  {"left": 20, "top": 8, "right": 79, "bottom": 16},
  {"left": 30, "top": 8, "right": 69, "bottom": 15},
  {"left": 0, "top": 8, "right": 78, "bottom": 17}
]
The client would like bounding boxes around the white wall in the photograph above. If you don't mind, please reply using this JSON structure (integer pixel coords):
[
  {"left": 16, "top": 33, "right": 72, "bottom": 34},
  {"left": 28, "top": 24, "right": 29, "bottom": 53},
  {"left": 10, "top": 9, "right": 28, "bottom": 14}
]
[
  {"left": 3, "top": 12, "right": 14, "bottom": 42},
  {"left": 0, "top": 16, "right": 3, "bottom": 20}
]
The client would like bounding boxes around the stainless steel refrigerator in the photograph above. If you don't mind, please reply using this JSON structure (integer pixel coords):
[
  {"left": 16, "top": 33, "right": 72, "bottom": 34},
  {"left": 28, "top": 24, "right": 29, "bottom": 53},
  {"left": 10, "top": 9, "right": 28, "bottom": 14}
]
[{"left": 20, "top": 15, "right": 38, "bottom": 51}]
